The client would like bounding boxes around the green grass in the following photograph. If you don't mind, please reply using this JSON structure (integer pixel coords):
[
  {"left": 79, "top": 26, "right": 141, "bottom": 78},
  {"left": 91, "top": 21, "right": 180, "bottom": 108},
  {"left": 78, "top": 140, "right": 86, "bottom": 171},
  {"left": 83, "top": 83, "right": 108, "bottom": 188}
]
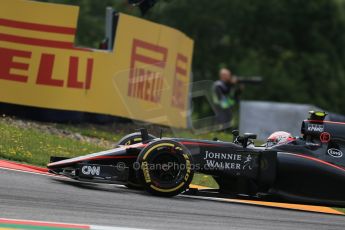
[
  {"left": 56, "top": 123, "right": 124, "bottom": 142},
  {"left": 192, "top": 173, "right": 219, "bottom": 188},
  {"left": 0, "top": 121, "right": 105, "bottom": 166},
  {"left": 335, "top": 208, "right": 345, "bottom": 214}
]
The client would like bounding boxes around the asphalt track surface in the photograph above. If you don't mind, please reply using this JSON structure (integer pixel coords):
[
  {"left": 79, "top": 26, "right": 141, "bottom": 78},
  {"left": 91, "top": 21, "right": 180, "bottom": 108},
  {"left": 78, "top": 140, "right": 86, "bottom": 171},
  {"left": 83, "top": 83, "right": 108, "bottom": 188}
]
[{"left": 1, "top": 168, "right": 345, "bottom": 230}]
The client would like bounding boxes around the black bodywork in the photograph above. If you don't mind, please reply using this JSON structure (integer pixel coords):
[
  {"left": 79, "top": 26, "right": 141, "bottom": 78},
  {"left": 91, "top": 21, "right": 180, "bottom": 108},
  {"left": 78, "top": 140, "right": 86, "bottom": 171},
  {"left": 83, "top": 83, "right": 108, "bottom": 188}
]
[{"left": 47, "top": 112, "right": 345, "bottom": 206}]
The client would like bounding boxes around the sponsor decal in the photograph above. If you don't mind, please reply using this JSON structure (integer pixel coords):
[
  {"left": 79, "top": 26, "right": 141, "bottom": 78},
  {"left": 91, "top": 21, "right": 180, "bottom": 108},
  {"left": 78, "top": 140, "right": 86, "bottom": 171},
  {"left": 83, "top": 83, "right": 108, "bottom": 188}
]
[
  {"left": 0, "top": 47, "right": 94, "bottom": 89},
  {"left": 171, "top": 54, "right": 189, "bottom": 109},
  {"left": 307, "top": 124, "right": 324, "bottom": 132},
  {"left": 142, "top": 161, "right": 151, "bottom": 183},
  {"left": 243, "top": 154, "right": 253, "bottom": 170},
  {"left": 203, "top": 151, "right": 254, "bottom": 171},
  {"left": 81, "top": 165, "right": 100, "bottom": 176},
  {"left": 183, "top": 153, "right": 191, "bottom": 181},
  {"left": 320, "top": 132, "right": 331, "bottom": 143},
  {"left": 327, "top": 148, "right": 343, "bottom": 158},
  {"left": 127, "top": 39, "right": 191, "bottom": 109},
  {"left": 127, "top": 39, "right": 167, "bottom": 103},
  {"left": 203, "top": 151, "right": 242, "bottom": 161},
  {"left": 206, "top": 161, "right": 241, "bottom": 170}
]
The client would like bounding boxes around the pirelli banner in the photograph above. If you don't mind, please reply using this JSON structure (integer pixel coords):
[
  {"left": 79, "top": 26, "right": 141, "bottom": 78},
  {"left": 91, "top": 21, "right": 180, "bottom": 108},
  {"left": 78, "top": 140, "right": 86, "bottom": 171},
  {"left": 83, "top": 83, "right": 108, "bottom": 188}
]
[{"left": 0, "top": 0, "right": 194, "bottom": 128}]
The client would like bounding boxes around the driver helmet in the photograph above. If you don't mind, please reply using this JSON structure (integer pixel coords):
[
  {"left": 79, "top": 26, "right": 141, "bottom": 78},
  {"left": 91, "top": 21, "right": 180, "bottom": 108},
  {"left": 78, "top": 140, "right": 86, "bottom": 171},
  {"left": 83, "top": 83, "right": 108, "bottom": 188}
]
[{"left": 266, "top": 131, "right": 295, "bottom": 148}]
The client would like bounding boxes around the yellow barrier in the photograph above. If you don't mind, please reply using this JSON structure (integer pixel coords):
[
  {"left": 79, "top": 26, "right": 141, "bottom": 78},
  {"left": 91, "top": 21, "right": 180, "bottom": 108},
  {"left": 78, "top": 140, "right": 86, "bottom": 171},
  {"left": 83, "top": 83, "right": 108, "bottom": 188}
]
[{"left": 0, "top": 0, "right": 194, "bottom": 128}]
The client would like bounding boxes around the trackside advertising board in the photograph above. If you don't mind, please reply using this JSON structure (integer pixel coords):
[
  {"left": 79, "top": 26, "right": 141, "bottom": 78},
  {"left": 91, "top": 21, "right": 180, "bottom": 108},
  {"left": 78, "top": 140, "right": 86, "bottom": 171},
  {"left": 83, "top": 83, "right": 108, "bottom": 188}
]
[{"left": 0, "top": 0, "right": 194, "bottom": 128}]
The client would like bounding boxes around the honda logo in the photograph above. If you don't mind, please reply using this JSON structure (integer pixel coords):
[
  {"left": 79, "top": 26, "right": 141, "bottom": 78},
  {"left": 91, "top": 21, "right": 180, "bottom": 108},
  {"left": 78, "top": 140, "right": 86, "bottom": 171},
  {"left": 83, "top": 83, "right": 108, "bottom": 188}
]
[{"left": 327, "top": 148, "right": 343, "bottom": 158}]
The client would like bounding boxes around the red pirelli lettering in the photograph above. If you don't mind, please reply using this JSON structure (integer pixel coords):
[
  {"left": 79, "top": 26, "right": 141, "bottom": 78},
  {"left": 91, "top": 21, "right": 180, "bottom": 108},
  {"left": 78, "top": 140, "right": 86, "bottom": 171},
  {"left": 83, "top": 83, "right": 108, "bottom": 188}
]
[
  {"left": 172, "top": 53, "right": 189, "bottom": 109},
  {"left": 128, "top": 39, "right": 167, "bottom": 103},
  {"left": 36, "top": 54, "right": 94, "bottom": 89},
  {"left": 0, "top": 47, "right": 31, "bottom": 82},
  {"left": 67, "top": 56, "right": 83, "bottom": 89},
  {"left": 0, "top": 47, "right": 93, "bottom": 89},
  {"left": 36, "top": 54, "right": 64, "bottom": 87},
  {"left": 85, "top": 58, "right": 93, "bottom": 89}
]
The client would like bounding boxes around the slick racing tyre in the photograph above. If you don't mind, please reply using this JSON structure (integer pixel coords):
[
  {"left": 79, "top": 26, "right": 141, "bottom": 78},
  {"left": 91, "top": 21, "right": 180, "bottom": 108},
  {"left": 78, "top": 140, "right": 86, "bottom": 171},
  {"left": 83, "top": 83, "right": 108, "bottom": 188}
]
[
  {"left": 136, "top": 140, "right": 194, "bottom": 197},
  {"left": 117, "top": 132, "right": 156, "bottom": 190},
  {"left": 117, "top": 132, "right": 156, "bottom": 146}
]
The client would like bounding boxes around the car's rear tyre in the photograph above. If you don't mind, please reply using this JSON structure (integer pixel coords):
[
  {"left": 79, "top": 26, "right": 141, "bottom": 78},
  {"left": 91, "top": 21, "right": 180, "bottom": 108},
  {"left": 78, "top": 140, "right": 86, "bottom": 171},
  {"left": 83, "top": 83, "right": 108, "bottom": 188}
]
[
  {"left": 136, "top": 140, "right": 194, "bottom": 197},
  {"left": 117, "top": 132, "right": 156, "bottom": 189}
]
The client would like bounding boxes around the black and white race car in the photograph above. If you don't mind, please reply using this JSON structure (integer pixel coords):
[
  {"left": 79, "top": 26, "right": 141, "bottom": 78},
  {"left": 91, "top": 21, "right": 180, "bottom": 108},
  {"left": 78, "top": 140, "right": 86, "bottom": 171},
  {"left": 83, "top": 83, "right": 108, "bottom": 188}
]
[{"left": 48, "top": 111, "right": 345, "bottom": 206}]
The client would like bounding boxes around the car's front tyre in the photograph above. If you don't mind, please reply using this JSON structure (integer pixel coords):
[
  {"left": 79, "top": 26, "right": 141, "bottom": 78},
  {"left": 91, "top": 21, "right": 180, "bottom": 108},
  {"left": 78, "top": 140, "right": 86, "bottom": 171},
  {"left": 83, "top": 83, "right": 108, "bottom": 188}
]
[{"left": 136, "top": 140, "right": 194, "bottom": 197}]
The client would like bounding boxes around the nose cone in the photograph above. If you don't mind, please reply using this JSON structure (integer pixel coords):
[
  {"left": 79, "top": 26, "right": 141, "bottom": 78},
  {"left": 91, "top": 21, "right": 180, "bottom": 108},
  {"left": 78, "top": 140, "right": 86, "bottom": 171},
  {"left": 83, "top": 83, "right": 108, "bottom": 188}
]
[{"left": 47, "top": 146, "right": 136, "bottom": 169}]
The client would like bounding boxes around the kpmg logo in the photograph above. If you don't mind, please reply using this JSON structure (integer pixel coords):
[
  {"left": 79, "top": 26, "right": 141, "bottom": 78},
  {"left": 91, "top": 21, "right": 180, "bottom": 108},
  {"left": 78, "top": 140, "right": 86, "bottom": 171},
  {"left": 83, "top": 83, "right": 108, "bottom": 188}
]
[
  {"left": 81, "top": 165, "right": 101, "bottom": 176},
  {"left": 327, "top": 148, "right": 343, "bottom": 158},
  {"left": 307, "top": 124, "right": 324, "bottom": 132}
]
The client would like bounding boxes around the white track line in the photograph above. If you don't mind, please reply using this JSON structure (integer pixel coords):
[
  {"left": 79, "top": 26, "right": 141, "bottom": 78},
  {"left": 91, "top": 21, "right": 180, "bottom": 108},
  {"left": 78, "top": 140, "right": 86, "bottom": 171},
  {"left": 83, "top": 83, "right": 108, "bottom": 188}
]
[
  {"left": 0, "top": 217, "right": 150, "bottom": 230},
  {"left": 90, "top": 226, "right": 150, "bottom": 230}
]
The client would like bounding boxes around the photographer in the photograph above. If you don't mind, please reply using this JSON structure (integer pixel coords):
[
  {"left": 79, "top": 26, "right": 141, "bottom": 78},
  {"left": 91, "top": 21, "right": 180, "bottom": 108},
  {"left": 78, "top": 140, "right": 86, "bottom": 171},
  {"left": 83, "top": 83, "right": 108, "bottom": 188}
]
[{"left": 212, "top": 68, "right": 242, "bottom": 129}]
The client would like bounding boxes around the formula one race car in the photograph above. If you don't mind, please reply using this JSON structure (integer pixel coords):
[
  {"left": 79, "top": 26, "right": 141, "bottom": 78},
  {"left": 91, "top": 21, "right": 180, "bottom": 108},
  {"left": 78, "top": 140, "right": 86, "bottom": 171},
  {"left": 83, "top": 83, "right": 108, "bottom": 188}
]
[{"left": 47, "top": 111, "right": 345, "bottom": 206}]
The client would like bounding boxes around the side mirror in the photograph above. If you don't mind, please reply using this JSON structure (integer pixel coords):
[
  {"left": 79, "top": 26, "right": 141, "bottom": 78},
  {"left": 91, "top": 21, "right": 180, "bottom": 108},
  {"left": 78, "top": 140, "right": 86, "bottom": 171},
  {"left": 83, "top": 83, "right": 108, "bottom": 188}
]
[
  {"left": 237, "top": 133, "right": 257, "bottom": 148},
  {"left": 232, "top": 130, "right": 239, "bottom": 139}
]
